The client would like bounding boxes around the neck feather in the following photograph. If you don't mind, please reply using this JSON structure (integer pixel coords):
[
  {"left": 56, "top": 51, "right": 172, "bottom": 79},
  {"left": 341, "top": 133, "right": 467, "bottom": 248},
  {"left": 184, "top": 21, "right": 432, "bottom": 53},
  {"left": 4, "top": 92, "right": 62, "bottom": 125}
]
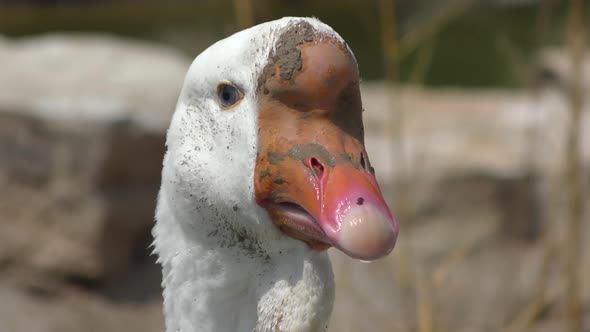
[{"left": 153, "top": 190, "right": 335, "bottom": 332}]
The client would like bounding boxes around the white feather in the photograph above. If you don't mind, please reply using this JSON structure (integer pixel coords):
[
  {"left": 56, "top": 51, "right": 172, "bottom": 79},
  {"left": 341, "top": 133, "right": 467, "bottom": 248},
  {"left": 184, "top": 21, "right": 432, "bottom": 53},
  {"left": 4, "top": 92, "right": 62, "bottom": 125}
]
[{"left": 153, "top": 17, "right": 345, "bottom": 332}]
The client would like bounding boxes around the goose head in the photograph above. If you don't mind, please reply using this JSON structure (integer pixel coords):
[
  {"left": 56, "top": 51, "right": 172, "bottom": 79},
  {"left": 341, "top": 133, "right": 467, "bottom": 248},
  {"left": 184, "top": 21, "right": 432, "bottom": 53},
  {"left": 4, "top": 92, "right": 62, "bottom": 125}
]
[{"left": 154, "top": 17, "right": 398, "bottom": 332}]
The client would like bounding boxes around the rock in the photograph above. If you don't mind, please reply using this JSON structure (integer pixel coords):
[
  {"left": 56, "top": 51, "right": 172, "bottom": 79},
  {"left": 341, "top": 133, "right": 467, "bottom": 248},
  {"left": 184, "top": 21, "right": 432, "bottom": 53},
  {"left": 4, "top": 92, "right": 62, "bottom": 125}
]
[
  {"left": 361, "top": 80, "right": 590, "bottom": 239},
  {"left": 0, "top": 34, "right": 190, "bottom": 296},
  {"left": 0, "top": 284, "right": 163, "bottom": 332}
]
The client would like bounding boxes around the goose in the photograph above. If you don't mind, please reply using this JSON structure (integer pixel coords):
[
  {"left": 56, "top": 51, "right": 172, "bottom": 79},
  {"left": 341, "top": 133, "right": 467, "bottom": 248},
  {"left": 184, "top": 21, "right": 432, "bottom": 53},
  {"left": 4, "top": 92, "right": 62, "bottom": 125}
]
[{"left": 152, "top": 17, "right": 399, "bottom": 332}]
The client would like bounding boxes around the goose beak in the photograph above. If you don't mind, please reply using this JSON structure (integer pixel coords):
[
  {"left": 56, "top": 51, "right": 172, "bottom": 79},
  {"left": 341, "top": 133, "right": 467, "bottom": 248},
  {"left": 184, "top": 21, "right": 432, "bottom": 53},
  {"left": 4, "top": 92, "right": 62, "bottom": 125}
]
[
  {"left": 255, "top": 21, "right": 398, "bottom": 260},
  {"left": 319, "top": 162, "right": 397, "bottom": 260},
  {"left": 256, "top": 139, "right": 398, "bottom": 261}
]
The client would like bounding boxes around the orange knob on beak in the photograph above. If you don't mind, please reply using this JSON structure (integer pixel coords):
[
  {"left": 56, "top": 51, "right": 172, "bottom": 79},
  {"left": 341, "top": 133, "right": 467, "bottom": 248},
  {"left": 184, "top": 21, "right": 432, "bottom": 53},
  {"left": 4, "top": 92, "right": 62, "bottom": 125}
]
[{"left": 255, "top": 21, "right": 398, "bottom": 260}]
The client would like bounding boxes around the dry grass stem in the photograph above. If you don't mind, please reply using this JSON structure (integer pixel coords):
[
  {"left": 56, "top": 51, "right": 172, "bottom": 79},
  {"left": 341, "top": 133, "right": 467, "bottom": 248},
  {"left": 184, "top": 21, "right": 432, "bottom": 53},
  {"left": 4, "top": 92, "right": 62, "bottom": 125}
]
[
  {"left": 502, "top": 233, "right": 556, "bottom": 332},
  {"left": 564, "top": 0, "right": 586, "bottom": 331},
  {"left": 397, "top": 0, "right": 473, "bottom": 61},
  {"left": 408, "top": 38, "right": 435, "bottom": 85},
  {"left": 416, "top": 270, "right": 434, "bottom": 332},
  {"left": 379, "top": 0, "right": 398, "bottom": 82},
  {"left": 432, "top": 232, "right": 480, "bottom": 288},
  {"left": 233, "top": 0, "right": 254, "bottom": 30}
]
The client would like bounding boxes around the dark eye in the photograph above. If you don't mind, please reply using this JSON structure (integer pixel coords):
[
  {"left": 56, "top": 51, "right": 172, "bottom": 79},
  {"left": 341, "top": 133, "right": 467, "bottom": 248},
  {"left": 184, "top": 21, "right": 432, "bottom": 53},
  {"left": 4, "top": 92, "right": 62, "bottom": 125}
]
[{"left": 216, "top": 83, "right": 243, "bottom": 109}]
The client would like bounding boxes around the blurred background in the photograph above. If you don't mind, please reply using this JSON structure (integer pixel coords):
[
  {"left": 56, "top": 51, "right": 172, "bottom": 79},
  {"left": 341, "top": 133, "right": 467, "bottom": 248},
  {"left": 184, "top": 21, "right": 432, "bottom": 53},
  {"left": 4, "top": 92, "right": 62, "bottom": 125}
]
[{"left": 0, "top": 0, "right": 588, "bottom": 331}]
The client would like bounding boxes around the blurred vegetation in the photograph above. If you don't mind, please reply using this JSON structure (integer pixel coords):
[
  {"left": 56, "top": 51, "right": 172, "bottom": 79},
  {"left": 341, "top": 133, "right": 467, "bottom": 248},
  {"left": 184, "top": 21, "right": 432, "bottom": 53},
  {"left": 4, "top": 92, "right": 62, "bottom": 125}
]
[
  {"left": 0, "top": 0, "right": 581, "bottom": 87},
  {"left": 0, "top": 1, "right": 587, "bottom": 331}
]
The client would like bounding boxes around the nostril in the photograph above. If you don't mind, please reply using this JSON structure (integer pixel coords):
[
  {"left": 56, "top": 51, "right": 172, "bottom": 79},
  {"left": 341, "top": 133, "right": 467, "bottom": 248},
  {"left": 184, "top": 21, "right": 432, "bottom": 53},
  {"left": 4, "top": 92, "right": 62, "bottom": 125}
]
[
  {"left": 304, "top": 157, "right": 327, "bottom": 183},
  {"left": 310, "top": 157, "right": 324, "bottom": 177}
]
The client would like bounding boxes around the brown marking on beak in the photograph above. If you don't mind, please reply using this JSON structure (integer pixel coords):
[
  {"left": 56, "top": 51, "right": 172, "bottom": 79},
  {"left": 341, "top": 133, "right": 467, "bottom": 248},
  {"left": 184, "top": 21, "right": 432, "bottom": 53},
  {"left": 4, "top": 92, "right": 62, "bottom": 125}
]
[{"left": 254, "top": 21, "right": 398, "bottom": 260}]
